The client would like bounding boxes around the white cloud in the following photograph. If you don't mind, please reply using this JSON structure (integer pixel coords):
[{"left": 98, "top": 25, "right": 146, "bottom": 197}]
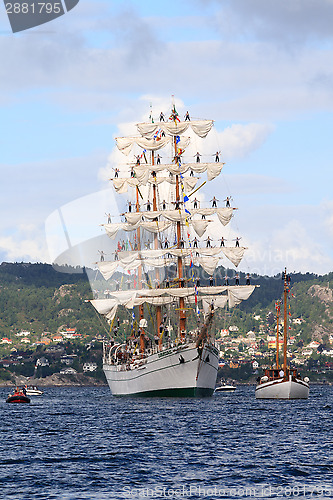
[
  {"left": 215, "top": 123, "right": 274, "bottom": 160},
  {"left": 0, "top": 225, "right": 50, "bottom": 263},
  {"left": 208, "top": 0, "right": 333, "bottom": 44},
  {"left": 235, "top": 204, "right": 333, "bottom": 275},
  {"left": 1, "top": 19, "right": 333, "bottom": 122}
]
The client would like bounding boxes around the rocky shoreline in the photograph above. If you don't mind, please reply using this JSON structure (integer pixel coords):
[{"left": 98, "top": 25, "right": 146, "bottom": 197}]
[{"left": 0, "top": 373, "right": 107, "bottom": 387}]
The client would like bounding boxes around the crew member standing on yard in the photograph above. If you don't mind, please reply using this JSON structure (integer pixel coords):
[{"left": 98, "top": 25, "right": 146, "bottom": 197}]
[
  {"left": 209, "top": 276, "right": 214, "bottom": 287},
  {"left": 246, "top": 273, "right": 251, "bottom": 285},
  {"left": 235, "top": 237, "right": 241, "bottom": 247},
  {"left": 184, "top": 111, "right": 190, "bottom": 121},
  {"left": 214, "top": 151, "right": 221, "bottom": 162},
  {"left": 220, "top": 236, "right": 225, "bottom": 247},
  {"left": 156, "top": 154, "right": 162, "bottom": 164},
  {"left": 211, "top": 196, "right": 218, "bottom": 208},
  {"left": 160, "top": 112, "right": 165, "bottom": 122},
  {"left": 99, "top": 250, "right": 105, "bottom": 262},
  {"left": 193, "top": 197, "right": 199, "bottom": 209},
  {"left": 235, "top": 274, "right": 240, "bottom": 285},
  {"left": 205, "top": 236, "right": 212, "bottom": 248},
  {"left": 195, "top": 152, "right": 201, "bottom": 163},
  {"left": 224, "top": 196, "right": 231, "bottom": 207}
]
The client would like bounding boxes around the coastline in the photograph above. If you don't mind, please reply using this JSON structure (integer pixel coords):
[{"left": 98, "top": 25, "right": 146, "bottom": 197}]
[{"left": 0, "top": 373, "right": 107, "bottom": 387}]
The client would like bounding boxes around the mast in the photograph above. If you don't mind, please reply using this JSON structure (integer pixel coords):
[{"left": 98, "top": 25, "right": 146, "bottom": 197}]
[
  {"left": 283, "top": 268, "right": 288, "bottom": 378},
  {"left": 275, "top": 301, "right": 280, "bottom": 369},
  {"left": 174, "top": 135, "right": 186, "bottom": 339},
  {"left": 136, "top": 185, "right": 145, "bottom": 355},
  {"left": 151, "top": 151, "right": 162, "bottom": 341}
]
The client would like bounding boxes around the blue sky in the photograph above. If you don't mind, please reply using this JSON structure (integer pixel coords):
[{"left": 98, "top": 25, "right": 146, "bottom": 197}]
[{"left": 1, "top": 0, "right": 333, "bottom": 275}]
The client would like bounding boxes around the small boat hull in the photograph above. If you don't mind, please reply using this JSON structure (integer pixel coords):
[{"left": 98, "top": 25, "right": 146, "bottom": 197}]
[
  {"left": 255, "top": 377, "right": 309, "bottom": 399},
  {"left": 25, "top": 388, "right": 43, "bottom": 396},
  {"left": 6, "top": 394, "right": 30, "bottom": 404},
  {"left": 215, "top": 385, "right": 236, "bottom": 392}
]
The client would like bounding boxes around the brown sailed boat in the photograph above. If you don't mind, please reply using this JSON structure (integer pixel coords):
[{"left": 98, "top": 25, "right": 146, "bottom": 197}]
[{"left": 255, "top": 269, "right": 309, "bottom": 399}]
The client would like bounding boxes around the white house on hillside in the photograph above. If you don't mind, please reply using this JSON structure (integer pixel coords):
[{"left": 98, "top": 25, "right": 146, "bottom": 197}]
[{"left": 83, "top": 362, "right": 98, "bottom": 372}]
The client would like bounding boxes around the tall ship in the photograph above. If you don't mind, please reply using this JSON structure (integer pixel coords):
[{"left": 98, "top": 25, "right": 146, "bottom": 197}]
[
  {"left": 90, "top": 101, "right": 257, "bottom": 396},
  {"left": 255, "top": 269, "right": 309, "bottom": 399}
]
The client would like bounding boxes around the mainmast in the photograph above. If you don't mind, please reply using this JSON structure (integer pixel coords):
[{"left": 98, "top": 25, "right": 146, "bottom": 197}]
[
  {"left": 136, "top": 185, "right": 145, "bottom": 354},
  {"left": 174, "top": 135, "right": 186, "bottom": 339},
  {"left": 275, "top": 301, "right": 280, "bottom": 369},
  {"left": 151, "top": 151, "right": 162, "bottom": 340}
]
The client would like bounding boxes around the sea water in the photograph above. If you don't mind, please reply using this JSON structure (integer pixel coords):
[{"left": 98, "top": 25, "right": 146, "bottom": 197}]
[{"left": 0, "top": 386, "right": 332, "bottom": 500}]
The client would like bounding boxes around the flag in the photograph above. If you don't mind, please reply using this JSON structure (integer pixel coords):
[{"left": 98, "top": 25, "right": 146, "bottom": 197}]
[
  {"left": 184, "top": 195, "right": 189, "bottom": 203},
  {"left": 131, "top": 310, "right": 135, "bottom": 329},
  {"left": 176, "top": 135, "right": 180, "bottom": 144}
]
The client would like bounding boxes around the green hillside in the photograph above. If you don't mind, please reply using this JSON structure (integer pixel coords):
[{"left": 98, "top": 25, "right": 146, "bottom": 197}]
[
  {"left": 0, "top": 262, "right": 332, "bottom": 383},
  {"left": 0, "top": 262, "right": 332, "bottom": 342}
]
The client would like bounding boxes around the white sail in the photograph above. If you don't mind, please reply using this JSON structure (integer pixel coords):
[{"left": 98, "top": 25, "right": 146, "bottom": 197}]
[
  {"left": 202, "top": 295, "right": 228, "bottom": 314},
  {"left": 124, "top": 208, "right": 234, "bottom": 226},
  {"left": 90, "top": 298, "right": 119, "bottom": 321},
  {"left": 91, "top": 286, "right": 255, "bottom": 316},
  {"left": 221, "top": 247, "right": 246, "bottom": 267},
  {"left": 112, "top": 176, "right": 198, "bottom": 193},
  {"left": 195, "top": 256, "right": 220, "bottom": 275},
  {"left": 97, "top": 246, "right": 246, "bottom": 281},
  {"left": 103, "top": 221, "right": 172, "bottom": 239},
  {"left": 136, "top": 120, "right": 214, "bottom": 139},
  {"left": 191, "top": 219, "right": 210, "bottom": 237},
  {"left": 115, "top": 136, "right": 171, "bottom": 156},
  {"left": 124, "top": 208, "right": 233, "bottom": 225},
  {"left": 228, "top": 285, "right": 256, "bottom": 308},
  {"left": 134, "top": 162, "right": 224, "bottom": 182}
]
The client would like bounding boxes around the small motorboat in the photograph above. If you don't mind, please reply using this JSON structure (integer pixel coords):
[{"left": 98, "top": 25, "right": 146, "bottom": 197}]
[
  {"left": 6, "top": 388, "right": 30, "bottom": 404},
  {"left": 25, "top": 386, "right": 43, "bottom": 396},
  {"left": 215, "top": 384, "right": 236, "bottom": 392}
]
